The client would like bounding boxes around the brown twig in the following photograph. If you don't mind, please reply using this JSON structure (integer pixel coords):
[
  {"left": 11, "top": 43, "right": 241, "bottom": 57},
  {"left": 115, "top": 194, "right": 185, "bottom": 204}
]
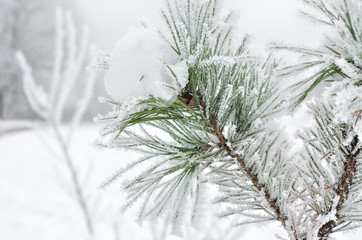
[
  {"left": 320, "top": 137, "right": 348, "bottom": 161},
  {"left": 317, "top": 135, "right": 361, "bottom": 239},
  {"left": 352, "top": 109, "right": 362, "bottom": 121},
  {"left": 352, "top": 109, "right": 362, "bottom": 115},
  {"left": 286, "top": 185, "right": 334, "bottom": 202}
]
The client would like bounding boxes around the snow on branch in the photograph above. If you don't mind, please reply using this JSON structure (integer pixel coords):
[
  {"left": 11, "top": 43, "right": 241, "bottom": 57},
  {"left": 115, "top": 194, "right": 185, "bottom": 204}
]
[{"left": 16, "top": 51, "right": 49, "bottom": 119}]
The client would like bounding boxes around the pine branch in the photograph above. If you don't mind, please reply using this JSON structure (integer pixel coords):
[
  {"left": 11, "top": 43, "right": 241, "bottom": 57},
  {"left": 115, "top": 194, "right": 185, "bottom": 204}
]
[
  {"left": 318, "top": 135, "right": 361, "bottom": 239},
  {"left": 97, "top": 1, "right": 361, "bottom": 238},
  {"left": 198, "top": 94, "right": 288, "bottom": 228}
]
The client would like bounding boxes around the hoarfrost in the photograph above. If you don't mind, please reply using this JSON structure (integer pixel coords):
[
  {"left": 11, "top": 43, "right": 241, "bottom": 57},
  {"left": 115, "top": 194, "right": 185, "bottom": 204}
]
[{"left": 322, "top": 79, "right": 362, "bottom": 136}]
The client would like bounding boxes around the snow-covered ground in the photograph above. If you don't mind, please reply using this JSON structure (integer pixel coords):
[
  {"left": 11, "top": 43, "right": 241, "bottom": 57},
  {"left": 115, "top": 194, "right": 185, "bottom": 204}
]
[
  {"left": 0, "top": 125, "right": 360, "bottom": 239},
  {"left": 0, "top": 125, "right": 274, "bottom": 240},
  {"left": 0, "top": 125, "right": 137, "bottom": 240}
]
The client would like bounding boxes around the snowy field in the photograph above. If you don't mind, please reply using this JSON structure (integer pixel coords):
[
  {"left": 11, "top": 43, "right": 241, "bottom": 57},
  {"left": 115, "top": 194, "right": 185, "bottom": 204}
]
[{"left": 0, "top": 126, "right": 360, "bottom": 240}]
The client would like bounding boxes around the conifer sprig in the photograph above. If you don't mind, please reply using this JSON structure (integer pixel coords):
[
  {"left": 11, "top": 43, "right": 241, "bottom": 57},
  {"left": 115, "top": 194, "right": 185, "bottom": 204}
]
[
  {"left": 295, "top": 104, "right": 361, "bottom": 238},
  {"left": 98, "top": 0, "right": 287, "bottom": 234},
  {"left": 273, "top": 0, "right": 361, "bottom": 108},
  {"left": 98, "top": 0, "right": 361, "bottom": 239}
]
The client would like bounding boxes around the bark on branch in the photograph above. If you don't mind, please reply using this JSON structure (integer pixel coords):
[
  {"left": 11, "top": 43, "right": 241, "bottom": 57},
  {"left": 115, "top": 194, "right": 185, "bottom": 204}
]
[
  {"left": 317, "top": 135, "right": 361, "bottom": 239},
  {"left": 198, "top": 95, "right": 288, "bottom": 228}
]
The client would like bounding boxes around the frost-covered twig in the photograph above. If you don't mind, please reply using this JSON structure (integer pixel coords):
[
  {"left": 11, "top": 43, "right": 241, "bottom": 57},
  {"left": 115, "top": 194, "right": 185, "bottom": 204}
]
[
  {"left": 52, "top": 122, "right": 94, "bottom": 235},
  {"left": 16, "top": 52, "right": 48, "bottom": 119},
  {"left": 16, "top": 8, "right": 97, "bottom": 238}
]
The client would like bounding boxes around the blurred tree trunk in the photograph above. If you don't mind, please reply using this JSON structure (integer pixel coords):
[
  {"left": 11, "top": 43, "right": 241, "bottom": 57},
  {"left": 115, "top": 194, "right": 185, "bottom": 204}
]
[{"left": 0, "top": 0, "right": 20, "bottom": 119}]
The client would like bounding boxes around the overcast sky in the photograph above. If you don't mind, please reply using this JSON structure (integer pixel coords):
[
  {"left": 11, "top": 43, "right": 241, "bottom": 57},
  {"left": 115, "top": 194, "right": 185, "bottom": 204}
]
[{"left": 74, "top": 0, "right": 325, "bottom": 53}]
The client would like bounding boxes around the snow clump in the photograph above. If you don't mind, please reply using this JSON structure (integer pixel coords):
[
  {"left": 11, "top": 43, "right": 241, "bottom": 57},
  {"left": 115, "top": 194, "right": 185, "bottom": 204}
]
[{"left": 104, "top": 27, "right": 189, "bottom": 103}]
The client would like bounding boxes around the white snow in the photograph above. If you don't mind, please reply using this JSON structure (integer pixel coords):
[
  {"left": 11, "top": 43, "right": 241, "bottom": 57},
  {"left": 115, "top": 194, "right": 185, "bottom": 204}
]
[
  {"left": 104, "top": 26, "right": 188, "bottom": 103},
  {"left": 0, "top": 126, "right": 272, "bottom": 239},
  {"left": 1, "top": 126, "right": 361, "bottom": 239},
  {"left": 274, "top": 103, "right": 315, "bottom": 154},
  {"left": 0, "top": 126, "right": 137, "bottom": 240}
]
